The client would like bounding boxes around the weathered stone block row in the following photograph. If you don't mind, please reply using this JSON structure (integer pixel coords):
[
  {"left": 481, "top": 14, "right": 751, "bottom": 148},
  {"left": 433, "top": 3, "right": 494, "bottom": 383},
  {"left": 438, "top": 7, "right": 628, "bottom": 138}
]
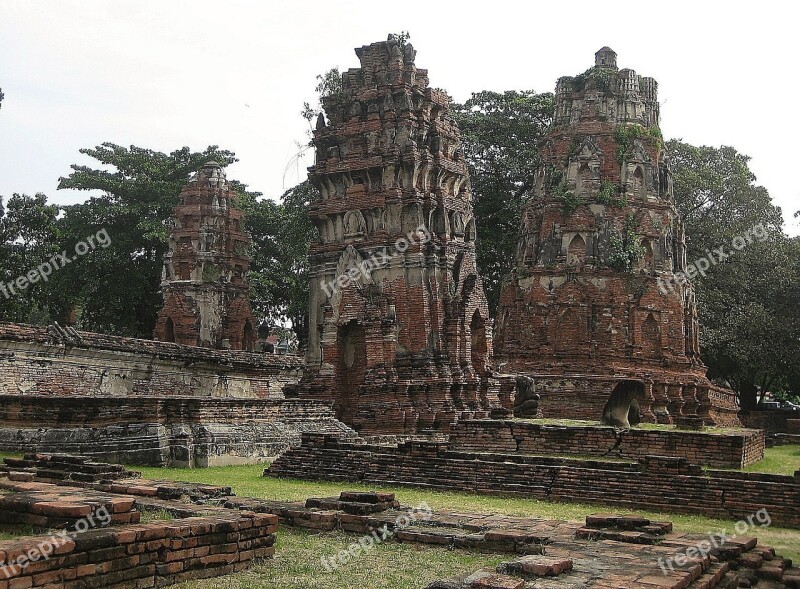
[
  {"left": 0, "top": 322, "right": 302, "bottom": 399},
  {"left": 0, "top": 485, "right": 139, "bottom": 529},
  {"left": 266, "top": 434, "right": 800, "bottom": 527},
  {"left": 0, "top": 509, "right": 277, "bottom": 588},
  {"left": 447, "top": 419, "right": 765, "bottom": 468},
  {"left": 0, "top": 453, "right": 140, "bottom": 483},
  {"left": 0, "top": 396, "right": 357, "bottom": 467},
  {"left": 496, "top": 374, "right": 740, "bottom": 427},
  {"left": 740, "top": 411, "right": 800, "bottom": 434}
]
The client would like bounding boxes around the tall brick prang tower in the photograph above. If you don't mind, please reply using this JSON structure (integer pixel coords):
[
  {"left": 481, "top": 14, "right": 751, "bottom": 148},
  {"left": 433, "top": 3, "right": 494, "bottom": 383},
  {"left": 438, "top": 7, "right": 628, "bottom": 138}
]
[
  {"left": 154, "top": 162, "right": 256, "bottom": 351},
  {"left": 299, "top": 35, "right": 498, "bottom": 434},
  {"left": 494, "top": 48, "right": 738, "bottom": 426}
]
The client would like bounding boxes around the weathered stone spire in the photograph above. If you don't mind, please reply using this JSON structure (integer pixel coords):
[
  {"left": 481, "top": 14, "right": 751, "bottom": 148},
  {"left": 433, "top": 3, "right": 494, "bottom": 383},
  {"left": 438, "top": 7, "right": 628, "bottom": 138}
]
[
  {"left": 154, "top": 162, "right": 256, "bottom": 351},
  {"left": 494, "top": 49, "right": 738, "bottom": 426},
  {"left": 297, "top": 35, "right": 498, "bottom": 433}
]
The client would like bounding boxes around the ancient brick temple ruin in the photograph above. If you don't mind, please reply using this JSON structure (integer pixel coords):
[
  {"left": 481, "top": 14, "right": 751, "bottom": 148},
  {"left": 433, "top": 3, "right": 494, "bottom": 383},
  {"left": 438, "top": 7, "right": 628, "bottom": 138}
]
[
  {"left": 297, "top": 36, "right": 498, "bottom": 434},
  {"left": 154, "top": 161, "right": 256, "bottom": 350},
  {"left": 494, "top": 48, "right": 738, "bottom": 425}
]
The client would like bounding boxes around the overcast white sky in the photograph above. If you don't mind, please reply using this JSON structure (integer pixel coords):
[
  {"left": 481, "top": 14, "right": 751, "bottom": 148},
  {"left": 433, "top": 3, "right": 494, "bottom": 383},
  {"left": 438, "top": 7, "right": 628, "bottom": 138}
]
[{"left": 1, "top": 1, "right": 798, "bottom": 234}]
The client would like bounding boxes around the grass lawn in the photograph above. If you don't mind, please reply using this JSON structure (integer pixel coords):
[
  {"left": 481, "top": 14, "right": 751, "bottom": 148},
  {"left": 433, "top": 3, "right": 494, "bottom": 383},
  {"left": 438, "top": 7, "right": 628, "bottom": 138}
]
[
  {"left": 0, "top": 525, "right": 50, "bottom": 541},
  {"left": 172, "top": 527, "right": 504, "bottom": 589},
  {"left": 133, "top": 447, "right": 800, "bottom": 567},
  {"left": 2, "top": 447, "right": 798, "bottom": 588},
  {"left": 744, "top": 444, "right": 800, "bottom": 475}
]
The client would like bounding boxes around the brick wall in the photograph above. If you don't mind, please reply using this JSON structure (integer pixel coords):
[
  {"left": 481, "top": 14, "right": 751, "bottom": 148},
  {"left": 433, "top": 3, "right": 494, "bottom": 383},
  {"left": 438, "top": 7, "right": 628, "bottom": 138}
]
[
  {"left": 448, "top": 419, "right": 765, "bottom": 468},
  {"left": 0, "top": 510, "right": 276, "bottom": 588},
  {"left": 0, "top": 322, "right": 302, "bottom": 399},
  {"left": 740, "top": 411, "right": 800, "bottom": 434},
  {"left": 0, "top": 396, "right": 357, "bottom": 467},
  {"left": 267, "top": 434, "right": 800, "bottom": 528},
  {"left": 496, "top": 374, "right": 740, "bottom": 427}
]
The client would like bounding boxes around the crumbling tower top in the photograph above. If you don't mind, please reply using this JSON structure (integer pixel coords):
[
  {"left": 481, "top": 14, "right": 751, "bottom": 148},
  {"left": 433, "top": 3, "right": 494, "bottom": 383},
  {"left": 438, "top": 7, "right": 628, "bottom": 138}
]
[{"left": 595, "top": 46, "right": 618, "bottom": 69}]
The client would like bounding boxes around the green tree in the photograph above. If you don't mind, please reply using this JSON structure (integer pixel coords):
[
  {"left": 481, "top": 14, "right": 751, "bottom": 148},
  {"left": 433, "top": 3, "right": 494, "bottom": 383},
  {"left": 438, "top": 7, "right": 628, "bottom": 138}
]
[
  {"left": 668, "top": 140, "right": 798, "bottom": 408},
  {"left": 667, "top": 140, "right": 784, "bottom": 260},
  {"left": 243, "top": 181, "right": 315, "bottom": 350},
  {"left": 56, "top": 143, "right": 238, "bottom": 337},
  {"left": 0, "top": 193, "right": 60, "bottom": 323},
  {"left": 698, "top": 235, "right": 800, "bottom": 408},
  {"left": 451, "top": 90, "right": 554, "bottom": 313}
]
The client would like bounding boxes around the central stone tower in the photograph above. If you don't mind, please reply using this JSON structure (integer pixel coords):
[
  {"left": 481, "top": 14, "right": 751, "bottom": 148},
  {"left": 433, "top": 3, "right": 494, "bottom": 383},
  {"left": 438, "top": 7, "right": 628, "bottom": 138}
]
[
  {"left": 299, "top": 35, "right": 498, "bottom": 434},
  {"left": 494, "top": 48, "right": 738, "bottom": 426}
]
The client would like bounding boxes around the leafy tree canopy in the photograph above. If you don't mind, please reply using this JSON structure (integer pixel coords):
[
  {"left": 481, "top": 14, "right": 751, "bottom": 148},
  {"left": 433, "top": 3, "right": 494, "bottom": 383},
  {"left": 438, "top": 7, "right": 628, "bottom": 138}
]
[
  {"left": 53, "top": 144, "right": 239, "bottom": 337},
  {"left": 668, "top": 140, "right": 799, "bottom": 406},
  {"left": 451, "top": 90, "right": 555, "bottom": 312}
]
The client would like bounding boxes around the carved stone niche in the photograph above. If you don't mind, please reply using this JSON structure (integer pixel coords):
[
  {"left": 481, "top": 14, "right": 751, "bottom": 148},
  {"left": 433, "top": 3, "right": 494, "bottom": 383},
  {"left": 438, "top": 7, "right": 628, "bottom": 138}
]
[
  {"left": 451, "top": 211, "right": 466, "bottom": 237},
  {"left": 343, "top": 210, "right": 367, "bottom": 239}
]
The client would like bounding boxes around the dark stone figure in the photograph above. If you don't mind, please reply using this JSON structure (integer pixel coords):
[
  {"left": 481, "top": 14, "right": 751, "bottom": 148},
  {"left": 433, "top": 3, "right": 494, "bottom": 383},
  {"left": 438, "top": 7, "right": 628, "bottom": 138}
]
[
  {"left": 513, "top": 375, "right": 541, "bottom": 418},
  {"left": 602, "top": 380, "right": 644, "bottom": 428}
]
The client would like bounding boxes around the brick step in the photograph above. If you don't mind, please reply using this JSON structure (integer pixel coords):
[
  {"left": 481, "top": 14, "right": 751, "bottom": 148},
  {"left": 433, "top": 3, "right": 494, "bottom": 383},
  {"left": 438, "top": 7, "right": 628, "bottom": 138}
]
[{"left": 689, "top": 562, "right": 730, "bottom": 589}]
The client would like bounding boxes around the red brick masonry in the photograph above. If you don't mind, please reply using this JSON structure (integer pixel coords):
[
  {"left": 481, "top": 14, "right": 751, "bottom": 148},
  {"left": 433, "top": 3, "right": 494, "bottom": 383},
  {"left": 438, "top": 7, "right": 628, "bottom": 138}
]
[
  {"left": 0, "top": 483, "right": 277, "bottom": 589},
  {"left": 448, "top": 419, "right": 765, "bottom": 468},
  {"left": 266, "top": 433, "right": 800, "bottom": 528}
]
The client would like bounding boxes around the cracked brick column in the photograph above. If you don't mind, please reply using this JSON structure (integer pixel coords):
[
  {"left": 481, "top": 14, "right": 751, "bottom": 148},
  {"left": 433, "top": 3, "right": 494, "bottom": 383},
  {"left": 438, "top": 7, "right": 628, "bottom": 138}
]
[{"left": 296, "top": 35, "right": 499, "bottom": 434}]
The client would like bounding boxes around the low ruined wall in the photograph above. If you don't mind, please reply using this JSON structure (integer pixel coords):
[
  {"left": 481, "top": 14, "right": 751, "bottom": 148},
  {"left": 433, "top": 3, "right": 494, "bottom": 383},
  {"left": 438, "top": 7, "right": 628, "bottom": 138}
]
[
  {"left": 0, "top": 510, "right": 277, "bottom": 588},
  {"left": 267, "top": 434, "right": 800, "bottom": 528},
  {"left": 0, "top": 395, "right": 357, "bottom": 467},
  {"left": 448, "top": 419, "right": 765, "bottom": 468},
  {"left": 739, "top": 411, "right": 800, "bottom": 434},
  {"left": 503, "top": 374, "right": 741, "bottom": 428},
  {"left": 0, "top": 322, "right": 303, "bottom": 399}
]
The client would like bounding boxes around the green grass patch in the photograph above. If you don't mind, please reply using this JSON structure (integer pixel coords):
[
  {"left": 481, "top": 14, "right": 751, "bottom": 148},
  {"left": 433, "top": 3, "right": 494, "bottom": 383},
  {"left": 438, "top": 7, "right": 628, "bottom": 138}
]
[
  {"left": 139, "top": 508, "right": 176, "bottom": 523},
  {"left": 132, "top": 460, "right": 800, "bottom": 563},
  {"left": 173, "top": 527, "right": 502, "bottom": 589},
  {"left": 0, "top": 524, "right": 52, "bottom": 541},
  {"left": 745, "top": 445, "right": 800, "bottom": 476}
]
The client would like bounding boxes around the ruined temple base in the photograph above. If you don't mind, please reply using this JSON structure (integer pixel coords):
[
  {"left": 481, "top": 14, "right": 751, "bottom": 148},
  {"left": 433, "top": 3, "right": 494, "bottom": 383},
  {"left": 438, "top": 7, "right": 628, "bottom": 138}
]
[
  {"left": 0, "top": 395, "right": 357, "bottom": 467},
  {"left": 266, "top": 432, "right": 798, "bottom": 527},
  {"left": 496, "top": 369, "right": 740, "bottom": 427},
  {"left": 449, "top": 418, "right": 765, "bottom": 468},
  {"left": 292, "top": 370, "right": 503, "bottom": 435},
  {"left": 2, "top": 454, "right": 797, "bottom": 588}
]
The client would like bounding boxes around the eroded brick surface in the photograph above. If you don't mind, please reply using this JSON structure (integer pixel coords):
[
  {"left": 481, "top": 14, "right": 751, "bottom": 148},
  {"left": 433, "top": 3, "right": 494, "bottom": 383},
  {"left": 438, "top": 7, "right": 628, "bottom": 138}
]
[
  {"left": 297, "top": 36, "right": 498, "bottom": 434},
  {"left": 493, "top": 48, "right": 738, "bottom": 427},
  {"left": 448, "top": 419, "right": 765, "bottom": 468},
  {"left": 154, "top": 162, "right": 256, "bottom": 351},
  {"left": 266, "top": 433, "right": 800, "bottom": 527}
]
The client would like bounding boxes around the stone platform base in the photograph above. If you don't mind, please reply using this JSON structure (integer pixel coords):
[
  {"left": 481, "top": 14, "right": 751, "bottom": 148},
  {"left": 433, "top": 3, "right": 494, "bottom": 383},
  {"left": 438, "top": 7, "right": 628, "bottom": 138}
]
[
  {"left": 448, "top": 419, "right": 765, "bottom": 468},
  {"left": 0, "top": 395, "right": 357, "bottom": 467},
  {"left": 0, "top": 480, "right": 277, "bottom": 589},
  {"left": 497, "top": 372, "right": 741, "bottom": 427}
]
